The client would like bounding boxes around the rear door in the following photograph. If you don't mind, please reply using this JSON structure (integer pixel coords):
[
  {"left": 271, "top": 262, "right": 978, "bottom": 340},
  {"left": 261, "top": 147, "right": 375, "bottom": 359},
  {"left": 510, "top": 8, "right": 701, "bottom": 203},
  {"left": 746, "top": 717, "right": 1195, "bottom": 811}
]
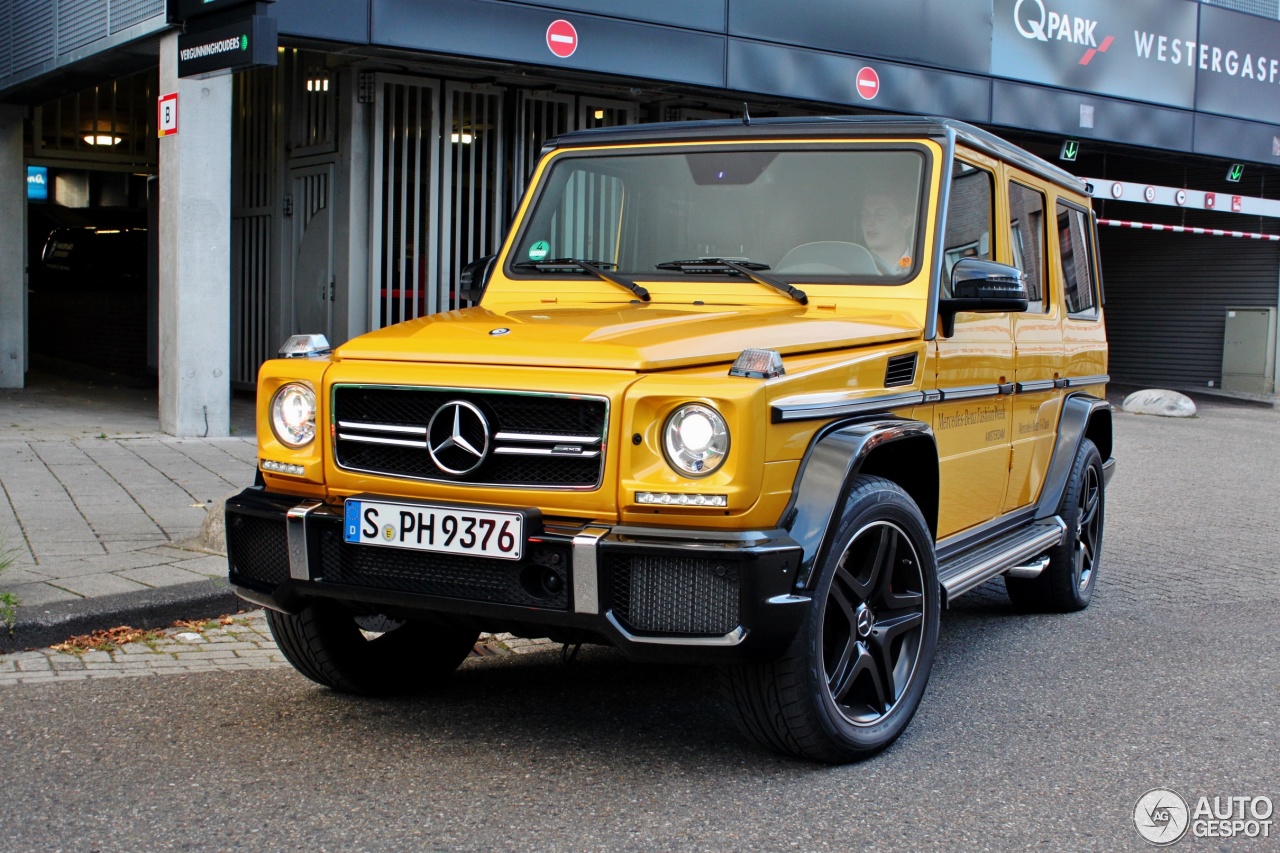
[{"left": 1005, "top": 177, "right": 1063, "bottom": 512}]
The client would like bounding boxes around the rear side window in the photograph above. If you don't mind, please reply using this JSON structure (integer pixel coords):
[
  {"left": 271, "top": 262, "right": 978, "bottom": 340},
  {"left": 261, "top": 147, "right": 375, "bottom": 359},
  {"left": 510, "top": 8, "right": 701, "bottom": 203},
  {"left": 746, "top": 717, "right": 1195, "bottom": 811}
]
[
  {"left": 1056, "top": 202, "right": 1098, "bottom": 316},
  {"left": 1008, "top": 182, "right": 1047, "bottom": 312}
]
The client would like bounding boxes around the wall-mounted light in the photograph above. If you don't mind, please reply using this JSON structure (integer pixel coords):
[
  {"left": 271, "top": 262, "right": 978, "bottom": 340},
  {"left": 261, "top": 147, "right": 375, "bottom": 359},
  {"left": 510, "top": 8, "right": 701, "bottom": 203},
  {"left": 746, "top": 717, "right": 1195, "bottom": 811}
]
[
  {"left": 305, "top": 77, "right": 331, "bottom": 93},
  {"left": 83, "top": 134, "right": 122, "bottom": 146}
]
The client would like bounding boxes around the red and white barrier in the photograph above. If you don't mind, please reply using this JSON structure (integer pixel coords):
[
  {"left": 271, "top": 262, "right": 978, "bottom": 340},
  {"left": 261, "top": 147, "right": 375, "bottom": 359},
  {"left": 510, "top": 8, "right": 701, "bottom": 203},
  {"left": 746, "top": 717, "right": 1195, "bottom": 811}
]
[{"left": 1097, "top": 218, "right": 1280, "bottom": 241}]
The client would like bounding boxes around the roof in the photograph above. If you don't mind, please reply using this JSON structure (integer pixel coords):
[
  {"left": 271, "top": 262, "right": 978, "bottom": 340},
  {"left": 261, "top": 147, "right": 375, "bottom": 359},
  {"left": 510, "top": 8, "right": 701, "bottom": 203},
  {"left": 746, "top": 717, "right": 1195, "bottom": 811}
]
[{"left": 544, "top": 115, "right": 1089, "bottom": 196}]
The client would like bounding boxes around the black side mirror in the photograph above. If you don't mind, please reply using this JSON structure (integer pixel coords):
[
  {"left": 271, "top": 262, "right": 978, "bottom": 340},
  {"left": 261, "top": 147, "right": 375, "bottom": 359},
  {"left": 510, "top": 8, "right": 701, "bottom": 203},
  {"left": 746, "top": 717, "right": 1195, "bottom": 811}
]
[
  {"left": 458, "top": 255, "right": 497, "bottom": 305},
  {"left": 939, "top": 258, "right": 1029, "bottom": 337}
]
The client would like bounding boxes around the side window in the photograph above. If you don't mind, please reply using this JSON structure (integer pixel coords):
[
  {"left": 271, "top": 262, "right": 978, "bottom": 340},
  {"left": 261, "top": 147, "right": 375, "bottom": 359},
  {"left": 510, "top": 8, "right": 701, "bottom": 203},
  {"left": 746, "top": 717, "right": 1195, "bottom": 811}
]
[
  {"left": 1056, "top": 202, "right": 1098, "bottom": 316},
  {"left": 1008, "top": 181, "right": 1047, "bottom": 312},
  {"left": 943, "top": 160, "right": 993, "bottom": 294}
]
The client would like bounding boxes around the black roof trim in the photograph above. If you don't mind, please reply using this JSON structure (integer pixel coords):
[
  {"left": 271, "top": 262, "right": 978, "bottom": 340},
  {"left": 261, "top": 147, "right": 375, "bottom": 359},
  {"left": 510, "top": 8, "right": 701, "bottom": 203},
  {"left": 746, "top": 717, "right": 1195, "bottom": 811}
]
[{"left": 543, "top": 115, "right": 1088, "bottom": 196}]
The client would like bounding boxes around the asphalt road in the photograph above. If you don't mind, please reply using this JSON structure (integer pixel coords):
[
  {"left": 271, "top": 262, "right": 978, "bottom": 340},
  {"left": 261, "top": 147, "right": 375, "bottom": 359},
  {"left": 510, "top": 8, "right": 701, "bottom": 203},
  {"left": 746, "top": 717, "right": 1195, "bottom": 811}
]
[{"left": 2, "top": 395, "right": 1277, "bottom": 852}]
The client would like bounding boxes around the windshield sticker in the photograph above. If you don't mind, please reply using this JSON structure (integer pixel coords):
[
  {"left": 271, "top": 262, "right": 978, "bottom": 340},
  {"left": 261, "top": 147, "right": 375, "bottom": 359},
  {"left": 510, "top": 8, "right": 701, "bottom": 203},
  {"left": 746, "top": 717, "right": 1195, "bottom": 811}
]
[{"left": 528, "top": 241, "right": 550, "bottom": 261}]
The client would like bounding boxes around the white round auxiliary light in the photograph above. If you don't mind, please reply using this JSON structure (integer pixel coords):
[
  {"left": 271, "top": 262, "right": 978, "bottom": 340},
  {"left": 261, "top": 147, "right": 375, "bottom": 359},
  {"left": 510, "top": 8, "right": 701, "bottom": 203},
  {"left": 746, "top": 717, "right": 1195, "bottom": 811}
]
[
  {"left": 270, "top": 383, "right": 317, "bottom": 448},
  {"left": 662, "top": 403, "right": 730, "bottom": 477}
]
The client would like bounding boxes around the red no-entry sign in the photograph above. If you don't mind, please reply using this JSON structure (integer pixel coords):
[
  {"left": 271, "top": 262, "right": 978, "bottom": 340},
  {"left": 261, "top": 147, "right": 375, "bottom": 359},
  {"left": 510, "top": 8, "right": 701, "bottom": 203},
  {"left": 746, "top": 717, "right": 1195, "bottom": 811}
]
[
  {"left": 855, "top": 66, "right": 880, "bottom": 101},
  {"left": 546, "top": 19, "right": 578, "bottom": 58}
]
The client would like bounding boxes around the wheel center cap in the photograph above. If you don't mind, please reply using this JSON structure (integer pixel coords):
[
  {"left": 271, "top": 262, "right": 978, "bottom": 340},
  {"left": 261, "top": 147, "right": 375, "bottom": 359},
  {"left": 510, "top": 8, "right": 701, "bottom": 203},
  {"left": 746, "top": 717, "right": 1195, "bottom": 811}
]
[{"left": 855, "top": 604, "right": 875, "bottom": 638}]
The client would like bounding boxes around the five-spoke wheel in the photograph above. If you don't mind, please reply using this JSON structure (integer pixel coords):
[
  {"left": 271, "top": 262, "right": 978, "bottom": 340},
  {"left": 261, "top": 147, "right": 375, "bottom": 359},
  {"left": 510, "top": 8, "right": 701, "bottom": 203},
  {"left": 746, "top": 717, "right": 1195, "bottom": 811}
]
[
  {"left": 721, "top": 475, "right": 939, "bottom": 763},
  {"left": 821, "top": 520, "right": 927, "bottom": 726},
  {"left": 1006, "top": 437, "right": 1105, "bottom": 612}
]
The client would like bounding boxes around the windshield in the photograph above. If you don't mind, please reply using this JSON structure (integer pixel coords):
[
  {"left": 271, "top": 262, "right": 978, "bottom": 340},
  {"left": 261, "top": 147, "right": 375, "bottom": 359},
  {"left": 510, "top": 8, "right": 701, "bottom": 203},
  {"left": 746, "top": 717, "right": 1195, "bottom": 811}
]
[{"left": 510, "top": 145, "right": 928, "bottom": 286}]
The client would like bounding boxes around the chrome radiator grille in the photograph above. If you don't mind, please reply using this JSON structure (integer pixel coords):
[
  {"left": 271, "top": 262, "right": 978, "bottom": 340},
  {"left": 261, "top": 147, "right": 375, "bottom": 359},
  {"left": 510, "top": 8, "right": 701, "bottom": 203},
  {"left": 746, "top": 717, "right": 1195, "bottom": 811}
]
[{"left": 332, "top": 385, "right": 608, "bottom": 488}]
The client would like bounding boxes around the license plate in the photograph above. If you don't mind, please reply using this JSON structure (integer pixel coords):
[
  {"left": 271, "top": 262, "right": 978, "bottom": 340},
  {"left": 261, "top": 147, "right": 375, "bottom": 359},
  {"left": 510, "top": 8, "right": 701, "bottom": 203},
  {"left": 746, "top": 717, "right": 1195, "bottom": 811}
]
[{"left": 343, "top": 499, "right": 524, "bottom": 560}]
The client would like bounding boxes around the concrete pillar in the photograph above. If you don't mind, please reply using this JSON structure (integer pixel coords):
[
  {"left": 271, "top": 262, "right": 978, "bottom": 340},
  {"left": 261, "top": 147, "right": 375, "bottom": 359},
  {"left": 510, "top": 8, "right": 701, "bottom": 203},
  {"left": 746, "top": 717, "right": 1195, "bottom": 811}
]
[
  {"left": 0, "top": 105, "right": 26, "bottom": 388},
  {"left": 158, "top": 31, "right": 232, "bottom": 436}
]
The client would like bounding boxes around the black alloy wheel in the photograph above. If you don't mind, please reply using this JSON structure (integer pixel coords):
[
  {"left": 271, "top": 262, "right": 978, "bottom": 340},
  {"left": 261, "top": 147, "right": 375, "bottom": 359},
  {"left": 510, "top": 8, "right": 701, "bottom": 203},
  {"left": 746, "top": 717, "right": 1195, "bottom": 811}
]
[
  {"left": 1006, "top": 437, "right": 1105, "bottom": 612},
  {"left": 821, "top": 520, "right": 927, "bottom": 726},
  {"left": 1070, "top": 461, "right": 1102, "bottom": 595},
  {"left": 721, "top": 475, "right": 939, "bottom": 763}
]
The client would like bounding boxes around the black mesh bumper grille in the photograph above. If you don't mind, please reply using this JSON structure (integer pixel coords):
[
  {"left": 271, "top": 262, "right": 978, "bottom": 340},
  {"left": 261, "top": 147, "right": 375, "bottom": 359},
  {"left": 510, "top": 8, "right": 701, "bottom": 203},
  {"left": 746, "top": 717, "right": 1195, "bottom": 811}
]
[
  {"left": 225, "top": 500, "right": 570, "bottom": 610},
  {"left": 610, "top": 555, "right": 741, "bottom": 636},
  {"left": 333, "top": 386, "right": 608, "bottom": 488},
  {"left": 226, "top": 512, "right": 290, "bottom": 587},
  {"left": 314, "top": 525, "right": 570, "bottom": 609}
]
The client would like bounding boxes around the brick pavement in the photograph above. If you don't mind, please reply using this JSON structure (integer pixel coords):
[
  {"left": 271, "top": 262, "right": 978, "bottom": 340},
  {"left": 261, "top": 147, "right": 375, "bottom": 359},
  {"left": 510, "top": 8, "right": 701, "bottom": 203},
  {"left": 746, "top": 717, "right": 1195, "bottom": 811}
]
[{"left": 0, "top": 609, "right": 557, "bottom": 687}]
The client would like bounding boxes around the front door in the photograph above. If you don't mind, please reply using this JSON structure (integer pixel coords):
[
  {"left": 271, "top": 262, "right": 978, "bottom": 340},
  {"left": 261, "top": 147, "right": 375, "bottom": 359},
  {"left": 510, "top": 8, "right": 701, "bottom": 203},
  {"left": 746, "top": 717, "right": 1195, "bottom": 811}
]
[
  {"left": 1006, "top": 178, "right": 1063, "bottom": 512},
  {"left": 929, "top": 155, "right": 1014, "bottom": 536}
]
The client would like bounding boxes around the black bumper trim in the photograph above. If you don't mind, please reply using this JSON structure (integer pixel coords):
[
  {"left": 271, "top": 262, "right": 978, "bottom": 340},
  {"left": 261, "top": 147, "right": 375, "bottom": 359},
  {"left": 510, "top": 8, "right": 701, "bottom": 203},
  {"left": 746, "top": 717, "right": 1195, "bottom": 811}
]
[{"left": 224, "top": 487, "right": 808, "bottom": 663}]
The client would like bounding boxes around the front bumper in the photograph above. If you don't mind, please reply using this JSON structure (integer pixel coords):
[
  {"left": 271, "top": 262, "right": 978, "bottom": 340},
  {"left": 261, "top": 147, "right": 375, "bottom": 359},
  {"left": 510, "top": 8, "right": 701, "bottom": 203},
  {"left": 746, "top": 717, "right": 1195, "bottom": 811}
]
[{"left": 225, "top": 487, "right": 808, "bottom": 663}]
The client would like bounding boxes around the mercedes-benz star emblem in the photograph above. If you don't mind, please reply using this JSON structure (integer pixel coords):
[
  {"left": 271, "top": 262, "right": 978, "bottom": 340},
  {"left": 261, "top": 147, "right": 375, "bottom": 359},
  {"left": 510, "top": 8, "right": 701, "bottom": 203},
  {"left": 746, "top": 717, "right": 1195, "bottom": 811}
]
[
  {"left": 427, "top": 400, "right": 491, "bottom": 475},
  {"left": 855, "top": 604, "right": 875, "bottom": 639}
]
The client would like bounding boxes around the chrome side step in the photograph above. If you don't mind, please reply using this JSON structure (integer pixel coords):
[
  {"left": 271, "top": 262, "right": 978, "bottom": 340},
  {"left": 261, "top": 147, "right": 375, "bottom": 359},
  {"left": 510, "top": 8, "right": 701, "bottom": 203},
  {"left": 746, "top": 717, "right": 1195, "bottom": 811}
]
[
  {"left": 1005, "top": 555, "right": 1050, "bottom": 579},
  {"left": 937, "top": 518, "right": 1066, "bottom": 604}
]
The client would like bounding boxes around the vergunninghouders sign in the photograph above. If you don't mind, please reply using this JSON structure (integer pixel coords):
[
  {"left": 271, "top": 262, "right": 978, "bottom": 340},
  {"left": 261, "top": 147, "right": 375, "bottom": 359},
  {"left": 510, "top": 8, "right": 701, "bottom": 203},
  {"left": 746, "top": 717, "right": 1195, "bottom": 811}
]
[{"left": 177, "top": 13, "right": 278, "bottom": 78}]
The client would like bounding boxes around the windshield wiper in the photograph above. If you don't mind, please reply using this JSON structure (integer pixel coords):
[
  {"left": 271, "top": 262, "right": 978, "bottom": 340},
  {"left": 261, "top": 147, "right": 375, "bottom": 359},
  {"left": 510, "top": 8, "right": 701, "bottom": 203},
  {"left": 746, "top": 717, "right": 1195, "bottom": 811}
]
[
  {"left": 513, "top": 258, "right": 649, "bottom": 302},
  {"left": 655, "top": 258, "right": 808, "bottom": 305}
]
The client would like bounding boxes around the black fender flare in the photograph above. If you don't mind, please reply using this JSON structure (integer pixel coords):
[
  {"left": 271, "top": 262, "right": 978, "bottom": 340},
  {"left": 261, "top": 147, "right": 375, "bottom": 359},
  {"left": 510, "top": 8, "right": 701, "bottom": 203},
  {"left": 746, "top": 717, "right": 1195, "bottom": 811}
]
[
  {"left": 1034, "top": 393, "right": 1114, "bottom": 520},
  {"left": 779, "top": 417, "right": 937, "bottom": 590}
]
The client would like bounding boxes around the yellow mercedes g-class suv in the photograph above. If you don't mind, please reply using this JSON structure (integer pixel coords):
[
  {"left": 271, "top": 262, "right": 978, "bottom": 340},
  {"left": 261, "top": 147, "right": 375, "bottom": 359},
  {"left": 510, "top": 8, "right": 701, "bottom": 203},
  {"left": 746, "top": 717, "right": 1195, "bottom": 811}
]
[{"left": 226, "top": 116, "right": 1113, "bottom": 763}]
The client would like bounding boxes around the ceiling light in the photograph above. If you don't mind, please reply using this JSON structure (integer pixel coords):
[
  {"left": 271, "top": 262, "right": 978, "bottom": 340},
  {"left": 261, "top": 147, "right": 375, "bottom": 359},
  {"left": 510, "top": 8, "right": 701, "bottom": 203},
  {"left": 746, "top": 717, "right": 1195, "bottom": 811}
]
[{"left": 83, "top": 134, "right": 122, "bottom": 146}]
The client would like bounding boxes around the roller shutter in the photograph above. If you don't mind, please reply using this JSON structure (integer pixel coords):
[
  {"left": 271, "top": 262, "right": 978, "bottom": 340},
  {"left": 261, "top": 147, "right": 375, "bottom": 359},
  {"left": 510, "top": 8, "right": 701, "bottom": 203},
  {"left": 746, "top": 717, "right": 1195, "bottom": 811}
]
[{"left": 1098, "top": 227, "right": 1279, "bottom": 387}]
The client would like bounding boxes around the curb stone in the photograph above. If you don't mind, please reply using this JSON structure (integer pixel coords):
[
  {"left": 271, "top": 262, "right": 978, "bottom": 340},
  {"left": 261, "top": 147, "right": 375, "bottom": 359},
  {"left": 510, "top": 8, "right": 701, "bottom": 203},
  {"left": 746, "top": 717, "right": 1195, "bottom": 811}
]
[{"left": 1, "top": 578, "right": 243, "bottom": 654}]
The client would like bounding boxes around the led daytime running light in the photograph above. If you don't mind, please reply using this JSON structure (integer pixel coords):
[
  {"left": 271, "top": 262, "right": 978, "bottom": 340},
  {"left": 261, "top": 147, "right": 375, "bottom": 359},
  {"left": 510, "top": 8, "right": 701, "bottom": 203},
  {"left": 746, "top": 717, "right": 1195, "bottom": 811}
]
[
  {"left": 637, "top": 492, "right": 728, "bottom": 507},
  {"left": 261, "top": 459, "right": 305, "bottom": 476}
]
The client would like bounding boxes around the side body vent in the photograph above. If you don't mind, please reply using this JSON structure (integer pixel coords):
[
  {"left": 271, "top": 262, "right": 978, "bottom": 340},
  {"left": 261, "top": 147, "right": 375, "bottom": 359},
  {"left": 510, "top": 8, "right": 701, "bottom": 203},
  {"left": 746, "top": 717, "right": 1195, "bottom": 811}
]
[{"left": 885, "top": 353, "right": 918, "bottom": 387}]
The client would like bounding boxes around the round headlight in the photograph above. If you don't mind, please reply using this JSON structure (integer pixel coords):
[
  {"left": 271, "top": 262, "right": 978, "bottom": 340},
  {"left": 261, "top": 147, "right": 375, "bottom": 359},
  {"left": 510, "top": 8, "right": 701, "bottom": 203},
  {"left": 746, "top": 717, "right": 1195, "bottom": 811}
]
[
  {"left": 270, "top": 383, "right": 317, "bottom": 448},
  {"left": 662, "top": 404, "right": 730, "bottom": 477}
]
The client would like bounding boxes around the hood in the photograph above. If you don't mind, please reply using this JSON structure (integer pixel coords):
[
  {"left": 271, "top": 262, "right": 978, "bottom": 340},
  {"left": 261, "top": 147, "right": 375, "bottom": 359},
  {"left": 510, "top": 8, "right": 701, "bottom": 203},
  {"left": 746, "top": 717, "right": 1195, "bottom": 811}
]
[{"left": 335, "top": 304, "right": 922, "bottom": 371}]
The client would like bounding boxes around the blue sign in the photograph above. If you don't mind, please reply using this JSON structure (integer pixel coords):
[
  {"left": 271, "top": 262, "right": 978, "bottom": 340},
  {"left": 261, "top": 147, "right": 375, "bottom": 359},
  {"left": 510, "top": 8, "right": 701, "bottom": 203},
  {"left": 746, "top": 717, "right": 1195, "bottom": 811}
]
[{"left": 27, "top": 166, "right": 48, "bottom": 201}]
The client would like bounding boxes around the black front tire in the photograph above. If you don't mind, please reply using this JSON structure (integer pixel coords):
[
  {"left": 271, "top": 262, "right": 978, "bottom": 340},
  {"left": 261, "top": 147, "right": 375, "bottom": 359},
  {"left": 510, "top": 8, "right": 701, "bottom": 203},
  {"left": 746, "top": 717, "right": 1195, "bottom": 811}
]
[
  {"left": 721, "top": 475, "right": 940, "bottom": 763},
  {"left": 1006, "top": 437, "right": 1104, "bottom": 613},
  {"left": 267, "top": 603, "right": 479, "bottom": 696}
]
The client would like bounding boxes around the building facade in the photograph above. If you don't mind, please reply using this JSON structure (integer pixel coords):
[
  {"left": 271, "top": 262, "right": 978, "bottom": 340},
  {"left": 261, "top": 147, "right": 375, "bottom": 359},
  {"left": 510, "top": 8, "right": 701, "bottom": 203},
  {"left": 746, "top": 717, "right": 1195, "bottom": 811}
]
[{"left": 2, "top": 0, "right": 1278, "bottom": 433}]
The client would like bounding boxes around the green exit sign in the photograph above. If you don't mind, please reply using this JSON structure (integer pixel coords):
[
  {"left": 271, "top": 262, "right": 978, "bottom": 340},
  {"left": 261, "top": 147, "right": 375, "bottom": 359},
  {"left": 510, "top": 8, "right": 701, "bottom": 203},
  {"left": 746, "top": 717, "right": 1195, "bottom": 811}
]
[
  {"left": 1060, "top": 140, "right": 1080, "bottom": 162},
  {"left": 1226, "top": 163, "right": 1244, "bottom": 183}
]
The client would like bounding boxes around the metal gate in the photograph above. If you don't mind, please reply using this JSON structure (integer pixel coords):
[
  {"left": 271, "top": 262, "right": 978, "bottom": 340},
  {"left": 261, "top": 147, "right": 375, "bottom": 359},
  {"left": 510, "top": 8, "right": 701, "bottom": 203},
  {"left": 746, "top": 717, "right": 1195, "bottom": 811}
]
[
  {"left": 371, "top": 75, "right": 440, "bottom": 326},
  {"left": 514, "top": 91, "right": 575, "bottom": 203},
  {"left": 370, "top": 75, "right": 507, "bottom": 328},
  {"left": 441, "top": 83, "right": 505, "bottom": 312},
  {"left": 289, "top": 164, "right": 334, "bottom": 341},
  {"left": 231, "top": 66, "right": 276, "bottom": 386}
]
